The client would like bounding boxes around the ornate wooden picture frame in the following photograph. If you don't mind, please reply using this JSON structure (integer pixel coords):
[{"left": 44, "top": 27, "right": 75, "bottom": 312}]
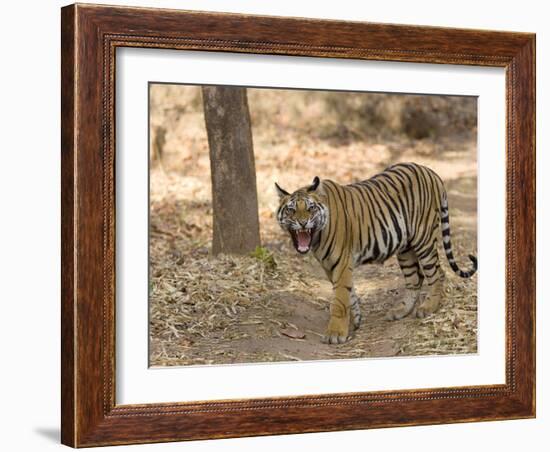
[{"left": 61, "top": 3, "right": 535, "bottom": 447}]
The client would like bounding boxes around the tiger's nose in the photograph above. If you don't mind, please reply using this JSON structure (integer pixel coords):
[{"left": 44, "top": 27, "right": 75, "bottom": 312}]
[{"left": 299, "top": 220, "right": 308, "bottom": 227}]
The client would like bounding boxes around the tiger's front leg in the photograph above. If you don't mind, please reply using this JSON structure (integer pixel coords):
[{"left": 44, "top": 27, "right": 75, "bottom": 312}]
[{"left": 322, "top": 264, "right": 353, "bottom": 345}]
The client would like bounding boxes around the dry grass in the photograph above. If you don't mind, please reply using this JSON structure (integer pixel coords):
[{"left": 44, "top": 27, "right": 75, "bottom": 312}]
[{"left": 149, "top": 85, "right": 478, "bottom": 367}]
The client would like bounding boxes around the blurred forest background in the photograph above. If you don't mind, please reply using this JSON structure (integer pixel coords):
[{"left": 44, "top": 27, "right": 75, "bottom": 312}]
[{"left": 149, "top": 85, "right": 478, "bottom": 367}]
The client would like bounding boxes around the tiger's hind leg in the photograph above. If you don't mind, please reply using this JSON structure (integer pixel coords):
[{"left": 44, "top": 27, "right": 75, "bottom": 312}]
[
  {"left": 350, "top": 288, "right": 362, "bottom": 330},
  {"left": 415, "top": 244, "right": 445, "bottom": 319},
  {"left": 386, "top": 249, "right": 424, "bottom": 320}
]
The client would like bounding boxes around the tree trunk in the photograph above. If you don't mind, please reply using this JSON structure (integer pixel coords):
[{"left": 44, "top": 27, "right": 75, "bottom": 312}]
[{"left": 202, "top": 86, "right": 261, "bottom": 255}]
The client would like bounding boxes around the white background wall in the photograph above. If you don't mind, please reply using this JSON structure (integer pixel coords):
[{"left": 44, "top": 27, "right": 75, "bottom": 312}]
[{"left": 0, "top": 1, "right": 545, "bottom": 451}]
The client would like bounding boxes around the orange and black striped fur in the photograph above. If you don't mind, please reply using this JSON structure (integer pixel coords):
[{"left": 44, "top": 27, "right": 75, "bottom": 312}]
[{"left": 275, "top": 162, "right": 477, "bottom": 344}]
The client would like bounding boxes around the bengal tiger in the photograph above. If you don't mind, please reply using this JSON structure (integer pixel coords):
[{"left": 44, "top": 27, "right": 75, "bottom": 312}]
[{"left": 275, "top": 162, "right": 477, "bottom": 344}]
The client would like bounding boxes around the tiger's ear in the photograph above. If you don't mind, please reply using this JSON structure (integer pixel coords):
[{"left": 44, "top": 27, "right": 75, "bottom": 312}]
[
  {"left": 307, "top": 176, "right": 321, "bottom": 193},
  {"left": 275, "top": 182, "right": 290, "bottom": 199}
]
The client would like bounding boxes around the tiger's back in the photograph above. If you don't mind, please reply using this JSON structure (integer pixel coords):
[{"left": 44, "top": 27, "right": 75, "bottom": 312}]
[{"left": 315, "top": 163, "right": 447, "bottom": 270}]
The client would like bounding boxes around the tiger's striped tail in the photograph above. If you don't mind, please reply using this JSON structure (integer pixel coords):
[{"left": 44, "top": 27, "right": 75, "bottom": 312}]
[{"left": 440, "top": 193, "right": 478, "bottom": 278}]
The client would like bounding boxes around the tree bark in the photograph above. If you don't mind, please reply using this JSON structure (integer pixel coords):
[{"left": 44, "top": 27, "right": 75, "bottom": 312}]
[{"left": 202, "top": 86, "right": 261, "bottom": 255}]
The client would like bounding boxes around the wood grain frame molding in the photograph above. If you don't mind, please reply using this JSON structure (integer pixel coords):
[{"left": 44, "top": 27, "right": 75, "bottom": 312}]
[{"left": 61, "top": 3, "right": 535, "bottom": 447}]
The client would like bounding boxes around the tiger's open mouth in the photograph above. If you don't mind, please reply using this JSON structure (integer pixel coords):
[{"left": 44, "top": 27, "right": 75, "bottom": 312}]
[{"left": 290, "top": 228, "right": 313, "bottom": 254}]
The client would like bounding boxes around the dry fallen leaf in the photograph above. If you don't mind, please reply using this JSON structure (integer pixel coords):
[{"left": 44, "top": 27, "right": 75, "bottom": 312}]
[{"left": 280, "top": 328, "right": 306, "bottom": 340}]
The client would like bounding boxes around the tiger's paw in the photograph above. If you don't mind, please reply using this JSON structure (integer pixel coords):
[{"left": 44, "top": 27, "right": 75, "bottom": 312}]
[
  {"left": 416, "top": 283, "right": 443, "bottom": 318},
  {"left": 385, "top": 301, "right": 411, "bottom": 320},
  {"left": 322, "top": 319, "right": 350, "bottom": 344},
  {"left": 322, "top": 332, "right": 350, "bottom": 344},
  {"left": 386, "top": 289, "right": 418, "bottom": 320},
  {"left": 415, "top": 295, "right": 440, "bottom": 318}
]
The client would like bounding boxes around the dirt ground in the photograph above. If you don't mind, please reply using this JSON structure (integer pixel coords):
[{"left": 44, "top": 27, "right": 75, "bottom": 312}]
[{"left": 149, "top": 86, "right": 478, "bottom": 367}]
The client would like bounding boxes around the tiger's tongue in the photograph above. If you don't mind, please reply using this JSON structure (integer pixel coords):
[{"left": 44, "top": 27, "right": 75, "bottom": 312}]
[{"left": 296, "top": 230, "right": 311, "bottom": 252}]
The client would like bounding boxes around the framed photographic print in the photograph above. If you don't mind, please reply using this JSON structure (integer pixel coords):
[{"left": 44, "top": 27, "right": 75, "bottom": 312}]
[{"left": 61, "top": 3, "right": 535, "bottom": 447}]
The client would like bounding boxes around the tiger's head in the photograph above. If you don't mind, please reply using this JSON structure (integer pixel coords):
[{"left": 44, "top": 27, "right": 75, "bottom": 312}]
[{"left": 275, "top": 177, "right": 329, "bottom": 254}]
